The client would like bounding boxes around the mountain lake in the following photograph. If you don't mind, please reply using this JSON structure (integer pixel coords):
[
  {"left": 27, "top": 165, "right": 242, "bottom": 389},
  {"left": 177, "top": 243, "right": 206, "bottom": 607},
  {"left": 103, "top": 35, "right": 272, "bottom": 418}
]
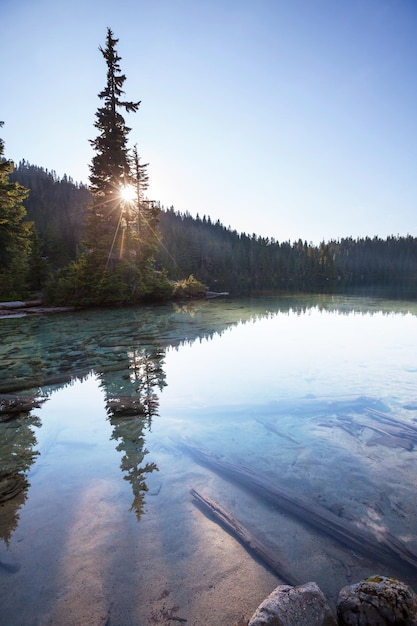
[{"left": 0, "top": 293, "right": 417, "bottom": 625}]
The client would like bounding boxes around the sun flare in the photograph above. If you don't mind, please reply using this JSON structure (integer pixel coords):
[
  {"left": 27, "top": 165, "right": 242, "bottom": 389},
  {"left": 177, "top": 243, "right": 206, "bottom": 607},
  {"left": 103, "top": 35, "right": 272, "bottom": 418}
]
[{"left": 119, "top": 185, "right": 136, "bottom": 202}]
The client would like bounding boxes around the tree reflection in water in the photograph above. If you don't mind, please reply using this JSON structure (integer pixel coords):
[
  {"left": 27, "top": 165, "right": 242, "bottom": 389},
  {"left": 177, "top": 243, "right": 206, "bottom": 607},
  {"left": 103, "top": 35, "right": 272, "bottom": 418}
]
[
  {"left": 101, "top": 345, "right": 166, "bottom": 519},
  {"left": 0, "top": 399, "right": 42, "bottom": 544},
  {"left": 0, "top": 344, "right": 167, "bottom": 546}
]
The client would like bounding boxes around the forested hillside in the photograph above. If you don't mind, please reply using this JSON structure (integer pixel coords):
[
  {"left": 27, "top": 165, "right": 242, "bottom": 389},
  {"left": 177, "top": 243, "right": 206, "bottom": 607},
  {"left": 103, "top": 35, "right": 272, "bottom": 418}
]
[
  {"left": 10, "top": 163, "right": 417, "bottom": 297},
  {"left": 157, "top": 208, "right": 417, "bottom": 295},
  {"left": 10, "top": 161, "right": 90, "bottom": 269}
]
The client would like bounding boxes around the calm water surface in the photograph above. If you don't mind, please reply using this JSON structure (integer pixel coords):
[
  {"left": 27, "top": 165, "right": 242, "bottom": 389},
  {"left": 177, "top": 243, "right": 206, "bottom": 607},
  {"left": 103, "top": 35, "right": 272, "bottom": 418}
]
[{"left": 0, "top": 294, "right": 417, "bottom": 625}]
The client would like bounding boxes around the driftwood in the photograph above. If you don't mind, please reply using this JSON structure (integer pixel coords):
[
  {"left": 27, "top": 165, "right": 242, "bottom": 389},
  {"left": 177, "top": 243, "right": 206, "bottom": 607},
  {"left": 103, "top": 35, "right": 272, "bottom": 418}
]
[
  {"left": 179, "top": 439, "right": 417, "bottom": 573},
  {"left": 0, "top": 300, "right": 74, "bottom": 317},
  {"left": 191, "top": 488, "right": 299, "bottom": 585}
]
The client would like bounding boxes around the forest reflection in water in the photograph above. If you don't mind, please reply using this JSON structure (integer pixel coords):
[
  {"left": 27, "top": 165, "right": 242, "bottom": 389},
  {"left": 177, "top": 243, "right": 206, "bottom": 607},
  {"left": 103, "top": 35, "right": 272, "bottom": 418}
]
[{"left": 1, "top": 294, "right": 417, "bottom": 625}]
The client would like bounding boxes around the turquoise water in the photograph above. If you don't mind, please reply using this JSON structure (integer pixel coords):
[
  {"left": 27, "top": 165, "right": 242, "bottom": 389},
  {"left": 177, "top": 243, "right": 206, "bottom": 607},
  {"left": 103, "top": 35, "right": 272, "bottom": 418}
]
[{"left": 0, "top": 295, "right": 416, "bottom": 624}]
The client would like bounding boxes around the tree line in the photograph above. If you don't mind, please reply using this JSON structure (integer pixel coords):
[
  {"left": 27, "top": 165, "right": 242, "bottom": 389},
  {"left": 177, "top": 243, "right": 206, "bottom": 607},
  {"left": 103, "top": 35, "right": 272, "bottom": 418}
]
[
  {"left": 157, "top": 208, "right": 417, "bottom": 296},
  {"left": 1, "top": 29, "right": 416, "bottom": 302},
  {"left": 5, "top": 160, "right": 417, "bottom": 299}
]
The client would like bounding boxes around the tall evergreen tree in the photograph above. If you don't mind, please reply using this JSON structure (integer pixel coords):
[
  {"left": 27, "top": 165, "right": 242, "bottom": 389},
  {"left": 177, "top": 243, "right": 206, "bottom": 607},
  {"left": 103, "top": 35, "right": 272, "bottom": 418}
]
[
  {"left": 130, "top": 144, "right": 162, "bottom": 263},
  {"left": 86, "top": 27, "right": 141, "bottom": 263},
  {"left": 53, "top": 28, "right": 172, "bottom": 306},
  {"left": 131, "top": 143, "right": 149, "bottom": 236},
  {"left": 0, "top": 122, "right": 32, "bottom": 297}
]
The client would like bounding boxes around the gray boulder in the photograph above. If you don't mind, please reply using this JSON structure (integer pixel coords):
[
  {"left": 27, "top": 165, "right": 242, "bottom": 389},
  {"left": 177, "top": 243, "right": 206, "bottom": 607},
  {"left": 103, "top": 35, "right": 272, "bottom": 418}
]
[
  {"left": 337, "top": 575, "right": 417, "bottom": 625},
  {"left": 247, "top": 581, "right": 337, "bottom": 626}
]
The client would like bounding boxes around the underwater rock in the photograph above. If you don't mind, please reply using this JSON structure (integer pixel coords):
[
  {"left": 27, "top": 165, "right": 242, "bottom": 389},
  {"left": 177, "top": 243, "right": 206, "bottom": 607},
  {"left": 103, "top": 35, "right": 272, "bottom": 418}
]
[
  {"left": 247, "top": 582, "right": 337, "bottom": 626},
  {"left": 337, "top": 576, "right": 417, "bottom": 625}
]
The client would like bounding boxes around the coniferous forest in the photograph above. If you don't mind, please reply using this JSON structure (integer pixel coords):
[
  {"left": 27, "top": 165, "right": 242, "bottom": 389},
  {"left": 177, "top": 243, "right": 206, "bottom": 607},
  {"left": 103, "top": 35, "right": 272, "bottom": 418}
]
[
  {"left": 1, "top": 29, "right": 417, "bottom": 304},
  {"left": 5, "top": 161, "right": 417, "bottom": 300}
]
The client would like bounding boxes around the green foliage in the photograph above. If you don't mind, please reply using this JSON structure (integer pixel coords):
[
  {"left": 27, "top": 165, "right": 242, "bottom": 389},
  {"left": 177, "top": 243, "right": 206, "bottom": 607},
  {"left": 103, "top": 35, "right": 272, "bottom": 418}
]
[
  {"left": 27, "top": 229, "right": 51, "bottom": 291},
  {"left": 46, "top": 254, "right": 133, "bottom": 306},
  {"left": 44, "top": 260, "right": 80, "bottom": 306},
  {"left": 10, "top": 161, "right": 90, "bottom": 270},
  {"left": 56, "top": 27, "right": 165, "bottom": 307},
  {"left": 173, "top": 274, "right": 207, "bottom": 299},
  {"left": 89, "top": 29, "right": 140, "bottom": 197},
  {"left": 37, "top": 28, "right": 168, "bottom": 307},
  {"left": 157, "top": 208, "right": 417, "bottom": 296},
  {"left": 8, "top": 157, "right": 417, "bottom": 301},
  {"left": 0, "top": 255, "right": 30, "bottom": 299},
  {"left": 86, "top": 27, "right": 140, "bottom": 255},
  {"left": 46, "top": 252, "right": 173, "bottom": 306},
  {"left": 0, "top": 123, "right": 33, "bottom": 299}
]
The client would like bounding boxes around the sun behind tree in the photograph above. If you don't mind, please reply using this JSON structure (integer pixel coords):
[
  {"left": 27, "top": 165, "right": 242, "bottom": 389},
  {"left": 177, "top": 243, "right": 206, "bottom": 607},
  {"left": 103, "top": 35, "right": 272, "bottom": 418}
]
[
  {"left": 54, "top": 28, "right": 172, "bottom": 306},
  {"left": 120, "top": 185, "right": 137, "bottom": 202},
  {"left": 85, "top": 27, "right": 140, "bottom": 267}
]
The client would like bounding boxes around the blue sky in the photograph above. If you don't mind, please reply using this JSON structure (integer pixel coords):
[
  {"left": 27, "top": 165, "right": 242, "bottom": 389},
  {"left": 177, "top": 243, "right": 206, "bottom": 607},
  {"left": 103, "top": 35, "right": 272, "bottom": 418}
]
[{"left": 2, "top": 0, "right": 417, "bottom": 243}]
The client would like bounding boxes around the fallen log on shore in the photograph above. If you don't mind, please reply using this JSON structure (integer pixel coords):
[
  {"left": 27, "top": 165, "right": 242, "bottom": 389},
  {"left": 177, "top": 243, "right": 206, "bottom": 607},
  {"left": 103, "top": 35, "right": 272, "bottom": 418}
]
[
  {"left": 0, "top": 299, "right": 75, "bottom": 317},
  {"left": 179, "top": 439, "right": 417, "bottom": 573},
  {"left": 191, "top": 488, "right": 299, "bottom": 586}
]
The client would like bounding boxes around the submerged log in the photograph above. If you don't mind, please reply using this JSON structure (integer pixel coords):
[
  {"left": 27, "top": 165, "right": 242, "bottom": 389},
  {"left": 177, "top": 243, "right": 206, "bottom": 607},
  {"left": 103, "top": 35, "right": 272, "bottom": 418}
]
[
  {"left": 366, "top": 433, "right": 414, "bottom": 451},
  {"left": 366, "top": 408, "right": 417, "bottom": 442},
  {"left": 191, "top": 488, "right": 299, "bottom": 586},
  {"left": 335, "top": 411, "right": 416, "bottom": 450},
  {"left": 256, "top": 418, "right": 300, "bottom": 444},
  {"left": 179, "top": 439, "right": 417, "bottom": 573}
]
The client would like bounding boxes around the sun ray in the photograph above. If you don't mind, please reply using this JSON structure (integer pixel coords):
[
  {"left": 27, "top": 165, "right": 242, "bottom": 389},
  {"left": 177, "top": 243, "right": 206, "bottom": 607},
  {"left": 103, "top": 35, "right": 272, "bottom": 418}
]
[{"left": 119, "top": 185, "right": 136, "bottom": 202}]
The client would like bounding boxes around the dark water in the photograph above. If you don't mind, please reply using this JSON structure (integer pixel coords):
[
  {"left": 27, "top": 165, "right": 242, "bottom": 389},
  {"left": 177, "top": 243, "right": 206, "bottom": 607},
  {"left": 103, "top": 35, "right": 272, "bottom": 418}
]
[{"left": 0, "top": 294, "right": 417, "bottom": 625}]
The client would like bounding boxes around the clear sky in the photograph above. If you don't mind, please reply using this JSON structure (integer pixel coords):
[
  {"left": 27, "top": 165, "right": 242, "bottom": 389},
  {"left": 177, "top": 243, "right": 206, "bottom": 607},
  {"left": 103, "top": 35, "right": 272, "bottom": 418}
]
[{"left": 2, "top": 0, "right": 417, "bottom": 244}]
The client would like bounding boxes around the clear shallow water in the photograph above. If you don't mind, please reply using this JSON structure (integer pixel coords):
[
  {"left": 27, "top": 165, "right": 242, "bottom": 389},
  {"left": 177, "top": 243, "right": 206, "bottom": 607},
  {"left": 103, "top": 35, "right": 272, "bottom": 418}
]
[{"left": 0, "top": 295, "right": 417, "bottom": 625}]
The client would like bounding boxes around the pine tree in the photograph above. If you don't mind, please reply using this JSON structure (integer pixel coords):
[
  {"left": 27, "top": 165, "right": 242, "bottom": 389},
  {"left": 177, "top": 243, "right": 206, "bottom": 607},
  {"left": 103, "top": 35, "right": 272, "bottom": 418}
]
[
  {"left": 131, "top": 143, "right": 149, "bottom": 236},
  {"left": 57, "top": 28, "right": 172, "bottom": 306},
  {"left": 130, "top": 144, "right": 161, "bottom": 262},
  {"left": 78, "top": 28, "right": 143, "bottom": 303},
  {"left": 0, "top": 122, "right": 32, "bottom": 298},
  {"left": 86, "top": 27, "right": 141, "bottom": 264}
]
